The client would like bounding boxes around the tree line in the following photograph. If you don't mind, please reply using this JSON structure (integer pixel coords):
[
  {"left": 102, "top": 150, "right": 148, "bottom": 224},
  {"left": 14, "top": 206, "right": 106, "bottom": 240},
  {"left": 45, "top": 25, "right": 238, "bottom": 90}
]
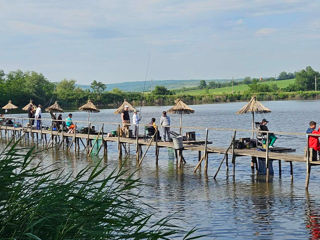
[{"left": 0, "top": 66, "right": 319, "bottom": 111}]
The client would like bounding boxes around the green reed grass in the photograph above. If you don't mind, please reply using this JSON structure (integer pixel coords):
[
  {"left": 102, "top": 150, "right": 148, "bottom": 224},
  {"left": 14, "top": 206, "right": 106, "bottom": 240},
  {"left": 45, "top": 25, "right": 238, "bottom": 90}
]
[{"left": 0, "top": 140, "right": 204, "bottom": 240}]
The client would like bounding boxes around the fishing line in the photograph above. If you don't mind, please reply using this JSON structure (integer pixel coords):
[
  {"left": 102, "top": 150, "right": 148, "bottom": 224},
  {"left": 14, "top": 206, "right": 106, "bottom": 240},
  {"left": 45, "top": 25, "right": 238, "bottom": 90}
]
[{"left": 139, "top": 53, "right": 151, "bottom": 114}]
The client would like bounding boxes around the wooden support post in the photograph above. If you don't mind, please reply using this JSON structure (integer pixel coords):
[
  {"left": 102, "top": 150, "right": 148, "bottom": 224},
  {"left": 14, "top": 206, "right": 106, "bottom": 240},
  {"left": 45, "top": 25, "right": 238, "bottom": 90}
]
[
  {"left": 204, "top": 128, "right": 209, "bottom": 174},
  {"left": 232, "top": 130, "right": 237, "bottom": 176},
  {"left": 290, "top": 161, "right": 293, "bottom": 180},
  {"left": 305, "top": 137, "right": 311, "bottom": 189},
  {"left": 51, "top": 128, "right": 53, "bottom": 148},
  {"left": 62, "top": 131, "right": 65, "bottom": 150},
  {"left": 278, "top": 160, "right": 282, "bottom": 178},
  {"left": 198, "top": 151, "right": 201, "bottom": 162},
  {"left": 74, "top": 128, "right": 77, "bottom": 152},
  {"left": 117, "top": 124, "right": 122, "bottom": 160},
  {"left": 86, "top": 123, "right": 91, "bottom": 154},
  {"left": 265, "top": 132, "right": 270, "bottom": 181},
  {"left": 178, "top": 150, "right": 183, "bottom": 168},
  {"left": 155, "top": 133, "right": 159, "bottom": 165},
  {"left": 136, "top": 133, "right": 140, "bottom": 161}
]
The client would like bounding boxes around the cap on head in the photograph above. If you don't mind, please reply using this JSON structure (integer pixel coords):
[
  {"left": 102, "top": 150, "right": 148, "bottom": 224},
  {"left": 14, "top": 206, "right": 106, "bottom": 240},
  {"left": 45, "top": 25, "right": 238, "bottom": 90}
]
[
  {"left": 261, "top": 118, "right": 269, "bottom": 123},
  {"left": 133, "top": 109, "right": 137, "bottom": 113}
]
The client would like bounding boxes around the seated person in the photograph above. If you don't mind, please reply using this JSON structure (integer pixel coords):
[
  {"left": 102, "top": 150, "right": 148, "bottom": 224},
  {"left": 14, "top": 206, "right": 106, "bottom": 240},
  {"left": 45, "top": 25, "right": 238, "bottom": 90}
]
[
  {"left": 6, "top": 119, "right": 13, "bottom": 126},
  {"left": 306, "top": 121, "right": 320, "bottom": 161},
  {"left": 259, "top": 119, "right": 277, "bottom": 148},
  {"left": 146, "top": 118, "right": 160, "bottom": 140},
  {"left": 65, "top": 113, "right": 76, "bottom": 133}
]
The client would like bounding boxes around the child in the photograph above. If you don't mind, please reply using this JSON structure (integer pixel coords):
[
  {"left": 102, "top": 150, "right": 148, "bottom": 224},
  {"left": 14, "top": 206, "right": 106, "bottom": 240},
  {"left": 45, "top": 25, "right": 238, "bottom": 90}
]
[{"left": 306, "top": 121, "right": 320, "bottom": 161}]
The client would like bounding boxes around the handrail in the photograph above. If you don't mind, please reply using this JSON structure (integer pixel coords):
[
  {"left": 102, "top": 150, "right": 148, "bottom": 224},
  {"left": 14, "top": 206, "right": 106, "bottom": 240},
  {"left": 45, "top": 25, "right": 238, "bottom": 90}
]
[{"left": 0, "top": 116, "right": 314, "bottom": 137}]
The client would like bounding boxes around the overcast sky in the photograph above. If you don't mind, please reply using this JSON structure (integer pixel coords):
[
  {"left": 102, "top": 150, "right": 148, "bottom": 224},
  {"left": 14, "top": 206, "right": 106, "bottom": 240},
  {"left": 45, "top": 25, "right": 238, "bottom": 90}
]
[{"left": 0, "top": 0, "right": 319, "bottom": 84}]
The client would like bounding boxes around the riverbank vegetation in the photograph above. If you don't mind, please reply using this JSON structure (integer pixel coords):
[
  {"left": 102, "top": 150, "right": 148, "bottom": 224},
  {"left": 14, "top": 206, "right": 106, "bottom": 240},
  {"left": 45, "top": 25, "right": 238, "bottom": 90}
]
[
  {"left": 0, "top": 66, "right": 319, "bottom": 110},
  {"left": 0, "top": 140, "right": 202, "bottom": 239}
]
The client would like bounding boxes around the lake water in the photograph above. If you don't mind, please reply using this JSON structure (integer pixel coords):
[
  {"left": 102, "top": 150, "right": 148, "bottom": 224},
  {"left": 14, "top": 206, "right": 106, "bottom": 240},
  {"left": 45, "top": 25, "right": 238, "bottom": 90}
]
[{"left": 2, "top": 100, "right": 320, "bottom": 239}]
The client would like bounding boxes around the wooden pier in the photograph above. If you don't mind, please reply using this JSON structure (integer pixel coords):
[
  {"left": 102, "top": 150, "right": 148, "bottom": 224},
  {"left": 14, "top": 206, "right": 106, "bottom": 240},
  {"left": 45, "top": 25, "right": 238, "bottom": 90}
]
[{"left": 0, "top": 117, "right": 318, "bottom": 190}]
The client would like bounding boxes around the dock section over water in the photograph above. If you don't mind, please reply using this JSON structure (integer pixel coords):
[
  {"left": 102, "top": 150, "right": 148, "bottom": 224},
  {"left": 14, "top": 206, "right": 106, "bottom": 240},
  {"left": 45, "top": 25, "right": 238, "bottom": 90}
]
[{"left": 0, "top": 117, "right": 317, "bottom": 190}]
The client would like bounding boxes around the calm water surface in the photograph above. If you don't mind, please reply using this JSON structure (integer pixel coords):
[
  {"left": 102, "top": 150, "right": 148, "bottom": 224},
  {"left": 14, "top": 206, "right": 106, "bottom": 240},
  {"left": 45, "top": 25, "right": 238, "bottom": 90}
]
[{"left": 2, "top": 100, "right": 320, "bottom": 239}]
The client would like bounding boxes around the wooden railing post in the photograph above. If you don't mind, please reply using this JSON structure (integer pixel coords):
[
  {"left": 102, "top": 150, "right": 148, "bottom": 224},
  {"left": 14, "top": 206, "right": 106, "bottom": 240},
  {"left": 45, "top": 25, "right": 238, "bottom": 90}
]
[
  {"left": 204, "top": 128, "right": 209, "bottom": 174},
  {"left": 265, "top": 132, "right": 270, "bottom": 181},
  {"left": 306, "top": 135, "right": 311, "bottom": 189}
]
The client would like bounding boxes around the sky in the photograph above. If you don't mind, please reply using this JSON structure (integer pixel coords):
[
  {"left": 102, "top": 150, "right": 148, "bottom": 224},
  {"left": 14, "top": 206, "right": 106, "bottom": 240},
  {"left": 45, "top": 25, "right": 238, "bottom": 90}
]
[{"left": 0, "top": 0, "right": 320, "bottom": 85}]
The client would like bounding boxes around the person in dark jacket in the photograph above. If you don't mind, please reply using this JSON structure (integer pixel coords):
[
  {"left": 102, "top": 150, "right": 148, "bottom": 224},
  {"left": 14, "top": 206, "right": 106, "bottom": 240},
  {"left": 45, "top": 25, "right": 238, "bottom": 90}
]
[
  {"left": 306, "top": 121, "right": 320, "bottom": 161},
  {"left": 121, "top": 105, "right": 130, "bottom": 137},
  {"left": 260, "top": 119, "right": 277, "bottom": 148}
]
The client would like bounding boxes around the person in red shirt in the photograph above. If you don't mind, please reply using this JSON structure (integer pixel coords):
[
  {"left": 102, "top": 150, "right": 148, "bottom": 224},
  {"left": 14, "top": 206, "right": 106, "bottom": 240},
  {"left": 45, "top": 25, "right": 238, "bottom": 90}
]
[{"left": 306, "top": 121, "right": 320, "bottom": 161}]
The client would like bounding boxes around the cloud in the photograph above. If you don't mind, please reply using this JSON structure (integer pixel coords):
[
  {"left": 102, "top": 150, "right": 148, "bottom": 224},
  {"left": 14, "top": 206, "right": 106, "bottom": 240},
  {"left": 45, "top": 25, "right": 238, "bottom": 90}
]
[{"left": 255, "top": 28, "right": 277, "bottom": 36}]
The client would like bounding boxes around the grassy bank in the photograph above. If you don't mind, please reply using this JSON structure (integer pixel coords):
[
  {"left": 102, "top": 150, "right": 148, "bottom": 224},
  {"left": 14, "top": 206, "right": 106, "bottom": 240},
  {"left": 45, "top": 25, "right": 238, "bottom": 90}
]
[{"left": 175, "top": 79, "right": 295, "bottom": 96}]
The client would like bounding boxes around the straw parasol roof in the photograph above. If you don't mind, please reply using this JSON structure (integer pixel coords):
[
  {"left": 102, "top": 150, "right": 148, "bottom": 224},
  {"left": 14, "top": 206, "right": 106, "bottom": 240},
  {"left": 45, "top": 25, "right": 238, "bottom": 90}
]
[
  {"left": 167, "top": 99, "right": 195, "bottom": 114},
  {"left": 167, "top": 99, "right": 195, "bottom": 134},
  {"left": 236, "top": 96, "right": 271, "bottom": 138},
  {"left": 79, "top": 99, "right": 100, "bottom": 113},
  {"left": 236, "top": 96, "right": 271, "bottom": 115},
  {"left": 114, "top": 100, "right": 136, "bottom": 114},
  {"left": 2, "top": 100, "right": 18, "bottom": 110},
  {"left": 22, "top": 100, "right": 36, "bottom": 111},
  {"left": 45, "top": 101, "right": 64, "bottom": 112}
]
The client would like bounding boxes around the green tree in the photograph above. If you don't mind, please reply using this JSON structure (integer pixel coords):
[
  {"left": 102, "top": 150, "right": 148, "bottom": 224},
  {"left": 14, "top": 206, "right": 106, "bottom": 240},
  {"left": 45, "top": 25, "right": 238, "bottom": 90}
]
[
  {"left": 295, "top": 66, "right": 320, "bottom": 91},
  {"left": 151, "top": 86, "right": 172, "bottom": 95},
  {"left": 90, "top": 80, "right": 106, "bottom": 94},
  {"left": 199, "top": 80, "right": 207, "bottom": 89}
]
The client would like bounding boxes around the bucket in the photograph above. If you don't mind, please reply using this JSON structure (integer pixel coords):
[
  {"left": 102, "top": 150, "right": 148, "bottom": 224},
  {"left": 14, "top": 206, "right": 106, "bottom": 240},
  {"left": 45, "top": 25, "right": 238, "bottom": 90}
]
[{"left": 172, "top": 136, "right": 183, "bottom": 150}]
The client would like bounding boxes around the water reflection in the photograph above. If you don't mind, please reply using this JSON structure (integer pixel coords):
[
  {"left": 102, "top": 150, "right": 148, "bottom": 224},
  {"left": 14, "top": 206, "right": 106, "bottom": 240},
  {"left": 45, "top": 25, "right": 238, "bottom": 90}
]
[
  {"left": 306, "top": 192, "right": 320, "bottom": 240},
  {"left": 3, "top": 100, "right": 320, "bottom": 239}
]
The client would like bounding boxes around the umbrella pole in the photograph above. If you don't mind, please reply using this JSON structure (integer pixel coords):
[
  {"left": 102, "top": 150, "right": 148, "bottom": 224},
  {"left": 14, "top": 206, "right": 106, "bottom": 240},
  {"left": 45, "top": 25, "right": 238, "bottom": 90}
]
[
  {"left": 179, "top": 113, "right": 182, "bottom": 135},
  {"left": 252, "top": 112, "right": 255, "bottom": 139}
]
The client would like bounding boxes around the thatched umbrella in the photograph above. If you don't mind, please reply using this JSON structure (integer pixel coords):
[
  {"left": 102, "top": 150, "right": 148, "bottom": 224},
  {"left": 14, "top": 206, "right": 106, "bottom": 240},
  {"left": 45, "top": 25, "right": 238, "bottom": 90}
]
[
  {"left": 2, "top": 100, "right": 18, "bottom": 113},
  {"left": 45, "top": 101, "right": 64, "bottom": 113},
  {"left": 236, "top": 96, "right": 271, "bottom": 138},
  {"left": 114, "top": 100, "right": 136, "bottom": 114},
  {"left": 167, "top": 99, "right": 195, "bottom": 134},
  {"left": 79, "top": 99, "right": 100, "bottom": 122},
  {"left": 22, "top": 100, "right": 36, "bottom": 111}
]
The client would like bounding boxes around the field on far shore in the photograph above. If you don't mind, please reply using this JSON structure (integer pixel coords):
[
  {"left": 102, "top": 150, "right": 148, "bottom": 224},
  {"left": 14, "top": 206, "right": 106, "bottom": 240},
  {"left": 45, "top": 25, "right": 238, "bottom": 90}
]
[{"left": 177, "top": 79, "right": 295, "bottom": 96}]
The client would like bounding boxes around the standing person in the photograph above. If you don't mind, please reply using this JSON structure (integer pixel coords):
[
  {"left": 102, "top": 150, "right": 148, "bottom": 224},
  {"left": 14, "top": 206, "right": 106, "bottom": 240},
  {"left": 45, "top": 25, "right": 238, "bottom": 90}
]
[
  {"left": 121, "top": 105, "right": 130, "bottom": 137},
  {"left": 160, "top": 111, "right": 171, "bottom": 141},
  {"left": 259, "top": 119, "right": 277, "bottom": 148},
  {"left": 27, "top": 104, "right": 35, "bottom": 127},
  {"left": 306, "top": 121, "right": 320, "bottom": 161},
  {"left": 132, "top": 109, "right": 141, "bottom": 137},
  {"left": 57, "top": 114, "right": 63, "bottom": 131},
  {"left": 35, "top": 104, "right": 42, "bottom": 130}
]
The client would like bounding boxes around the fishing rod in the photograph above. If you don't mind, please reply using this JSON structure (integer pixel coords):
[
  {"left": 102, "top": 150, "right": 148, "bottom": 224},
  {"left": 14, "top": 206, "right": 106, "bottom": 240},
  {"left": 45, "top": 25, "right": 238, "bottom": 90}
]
[{"left": 139, "top": 53, "right": 151, "bottom": 115}]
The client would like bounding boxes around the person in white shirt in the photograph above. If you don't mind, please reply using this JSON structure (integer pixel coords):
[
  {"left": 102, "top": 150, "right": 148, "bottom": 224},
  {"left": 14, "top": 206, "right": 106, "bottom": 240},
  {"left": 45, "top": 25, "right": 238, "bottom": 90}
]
[
  {"left": 35, "top": 104, "right": 42, "bottom": 130},
  {"left": 132, "top": 109, "right": 141, "bottom": 137},
  {"left": 160, "top": 111, "right": 170, "bottom": 141}
]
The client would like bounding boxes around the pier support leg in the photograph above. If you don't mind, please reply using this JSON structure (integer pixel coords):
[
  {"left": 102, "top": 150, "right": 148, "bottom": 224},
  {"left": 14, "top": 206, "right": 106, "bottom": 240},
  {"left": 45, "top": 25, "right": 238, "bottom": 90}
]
[
  {"left": 278, "top": 160, "right": 282, "bottom": 178},
  {"left": 290, "top": 161, "right": 293, "bottom": 180}
]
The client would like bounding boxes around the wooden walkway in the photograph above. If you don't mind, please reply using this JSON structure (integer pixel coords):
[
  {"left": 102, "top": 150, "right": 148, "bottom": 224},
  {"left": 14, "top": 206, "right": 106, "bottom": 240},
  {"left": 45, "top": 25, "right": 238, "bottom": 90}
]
[{"left": 0, "top": 121, "right": 318, "bottom": 190}]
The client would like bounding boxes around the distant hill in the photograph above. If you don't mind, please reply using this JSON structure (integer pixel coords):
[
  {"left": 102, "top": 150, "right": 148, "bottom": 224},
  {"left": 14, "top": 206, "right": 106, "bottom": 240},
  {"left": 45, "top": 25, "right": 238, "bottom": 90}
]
[{"left": 77, "top": 79, "right": 237, "bottom": 92}]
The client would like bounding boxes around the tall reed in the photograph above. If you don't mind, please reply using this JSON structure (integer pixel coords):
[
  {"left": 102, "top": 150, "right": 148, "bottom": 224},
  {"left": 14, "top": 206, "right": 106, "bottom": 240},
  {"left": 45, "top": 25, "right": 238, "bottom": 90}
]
[{"left": 0, "top": 140, "right": 204, "bottom": 239}]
